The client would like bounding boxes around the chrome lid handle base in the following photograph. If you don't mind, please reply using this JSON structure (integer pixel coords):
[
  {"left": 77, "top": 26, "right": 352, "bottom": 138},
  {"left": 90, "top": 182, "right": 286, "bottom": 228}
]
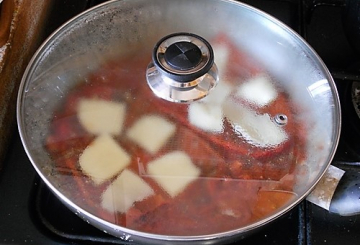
[{"left": 146, "top": 33, "right": 219, "bottom": 103}]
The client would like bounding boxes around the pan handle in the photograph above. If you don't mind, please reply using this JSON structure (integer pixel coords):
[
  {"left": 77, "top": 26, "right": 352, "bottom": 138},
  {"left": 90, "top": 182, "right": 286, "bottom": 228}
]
[{"left": 329, "top": 168, "right": 360, "bottom": 216}]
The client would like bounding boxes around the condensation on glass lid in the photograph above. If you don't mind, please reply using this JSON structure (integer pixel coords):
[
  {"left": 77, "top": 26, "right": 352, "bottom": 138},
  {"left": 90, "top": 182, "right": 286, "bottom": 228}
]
[{"left": 42, "top": 33, "right": 308, "bottom": 236}]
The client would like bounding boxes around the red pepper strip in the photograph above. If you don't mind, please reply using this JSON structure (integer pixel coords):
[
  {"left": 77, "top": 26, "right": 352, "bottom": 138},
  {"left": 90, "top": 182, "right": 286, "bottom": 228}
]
[
  {"left": 251, "top": 190, "right": 296, "bottom": 220},
  {"left": 52, "top": 150, "right": 120, "bottom": 223},
  {"left": 125, "top": 180, "right": 215, "bottom": 236},
  {"left": 124, "top": 194, "right": 169, "bottom": 228},
  {"left": 45, "top": 109, "right": 105, "bottom": 218},
  {"left": 175, "top": 126, "right": 228, "bottom": 177},
  {"left": 52, "top": 155, "right": 99, "bottom": 211},
  {"left": 207, "top": 177, "right": 261, "bottom": 228}
]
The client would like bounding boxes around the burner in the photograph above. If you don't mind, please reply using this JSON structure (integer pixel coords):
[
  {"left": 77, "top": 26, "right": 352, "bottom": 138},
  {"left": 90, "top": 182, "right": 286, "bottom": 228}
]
[
  {"left": 334, "top": 78, "right": 360, "bottom": 162},
  {"left": 351, "top": 82, "right": 360, "bottom": 119}
]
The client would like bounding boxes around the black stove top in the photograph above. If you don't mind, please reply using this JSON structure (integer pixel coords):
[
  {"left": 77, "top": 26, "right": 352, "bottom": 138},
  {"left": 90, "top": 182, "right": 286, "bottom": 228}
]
[{"left": 1, "top": 0, "right": 360, "bottom": 244}]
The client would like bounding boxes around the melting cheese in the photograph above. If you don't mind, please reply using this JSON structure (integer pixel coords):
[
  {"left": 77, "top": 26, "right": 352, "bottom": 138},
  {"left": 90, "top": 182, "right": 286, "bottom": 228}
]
[
  {"left": 188, "top": 102, "right": 223, "bottom": 133},
  {"left": 235, "top": 74, "right": 278, "bottom": 107},
  {"left": 101, "top": 169, "right": 154, "bottom": 213},
  {"left": 223, "top": 99, "right": 288, "bottom": 147},
  {"left": 126, "top": 115, "right": 176, "bottom": 154},
  {"left": 147, "top": 151, "right": 200, "bottom": 198},
  {"left": 79, "top": 134, "right": 131, "bottom": 185},
  {"left": 213, "top": 43, "right": 230, "bottom": 77},
  {"left": 77, "top": 98, "right": 126, "bottom": 135},
  {"left": 188, "top": 81, "right": 232, "bottom": 133}
]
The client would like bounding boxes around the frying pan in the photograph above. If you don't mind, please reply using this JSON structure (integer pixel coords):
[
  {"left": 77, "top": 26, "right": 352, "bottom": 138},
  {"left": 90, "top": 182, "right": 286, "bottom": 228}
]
[{"left": 17, "top": 0, "right": 340, "bottom": 244}]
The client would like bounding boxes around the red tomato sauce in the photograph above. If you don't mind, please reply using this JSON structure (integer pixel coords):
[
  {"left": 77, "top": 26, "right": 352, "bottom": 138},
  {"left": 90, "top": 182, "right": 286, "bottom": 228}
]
[{"left": 45, "top": 35, "right": 307, "bottom": 236}]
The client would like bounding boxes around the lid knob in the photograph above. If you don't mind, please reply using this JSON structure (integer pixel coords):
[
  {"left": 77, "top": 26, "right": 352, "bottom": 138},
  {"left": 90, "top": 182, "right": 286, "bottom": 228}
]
[
  {"left": 146, "top": 33, "right": 219, "bottom": 103},
  {"left": 165, "top": 41, "right": 202, "bottom": 70}
]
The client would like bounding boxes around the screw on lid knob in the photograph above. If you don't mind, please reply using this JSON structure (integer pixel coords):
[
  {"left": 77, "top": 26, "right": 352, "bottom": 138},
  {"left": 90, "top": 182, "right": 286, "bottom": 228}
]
[
  {"left": 164, "top": 41, "right": 202, "bottom": 71},
  {"left": 152, "top": 32, "right": 214, "bottom": 83},
  {"left": 146, "top": 33, "right": 219, "bottom": 103}
]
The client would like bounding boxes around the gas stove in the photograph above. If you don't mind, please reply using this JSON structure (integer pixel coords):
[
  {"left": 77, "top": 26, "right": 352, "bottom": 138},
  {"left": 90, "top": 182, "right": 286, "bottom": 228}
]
[{"left": 1, "top": 0, "right": 360, "bottom": 244}]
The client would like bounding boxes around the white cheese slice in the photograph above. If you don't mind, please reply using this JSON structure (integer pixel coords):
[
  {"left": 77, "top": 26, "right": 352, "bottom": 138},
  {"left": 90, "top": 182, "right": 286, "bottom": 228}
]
[
  {"left": 77, "top": 98, "right": 126, "bottom": 135},
  {"left": 201, "top": 80, "right": 232, "bottom": 105},
  {"left": 126, "top": 115, "right": 176, "bottom": 154},
  {"left": 79, "top": 134, "right": 131, "bottom": 185},
  {"left": 213, "top": 43, "right": 230, "bottom": 77},
  {"left": 101, "top": 169, "right": 154, "bottom": 213},
  {"left": 223, "top": 99, "right": 288, "bottom": 147},
  {"left": 147, "top": 151, "right": 200, "bottom": 198},
  {"left": 188, "top": 102, "right": 223, "bottom": 133},
  {"left": 235, "top": 74, "right": 278, "bottom": 107}
]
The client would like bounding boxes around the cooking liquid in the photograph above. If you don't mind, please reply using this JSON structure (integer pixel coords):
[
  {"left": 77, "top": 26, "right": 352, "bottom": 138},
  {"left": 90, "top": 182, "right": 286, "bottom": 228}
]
[{"left": 45, "top": 35, "right": 307, "bottom": 236}]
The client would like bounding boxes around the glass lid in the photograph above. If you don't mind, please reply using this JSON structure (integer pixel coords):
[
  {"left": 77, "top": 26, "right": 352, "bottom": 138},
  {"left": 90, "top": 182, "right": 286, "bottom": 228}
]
[{"left": 17, "top": 0, "right": 340, "bottom": 240}]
